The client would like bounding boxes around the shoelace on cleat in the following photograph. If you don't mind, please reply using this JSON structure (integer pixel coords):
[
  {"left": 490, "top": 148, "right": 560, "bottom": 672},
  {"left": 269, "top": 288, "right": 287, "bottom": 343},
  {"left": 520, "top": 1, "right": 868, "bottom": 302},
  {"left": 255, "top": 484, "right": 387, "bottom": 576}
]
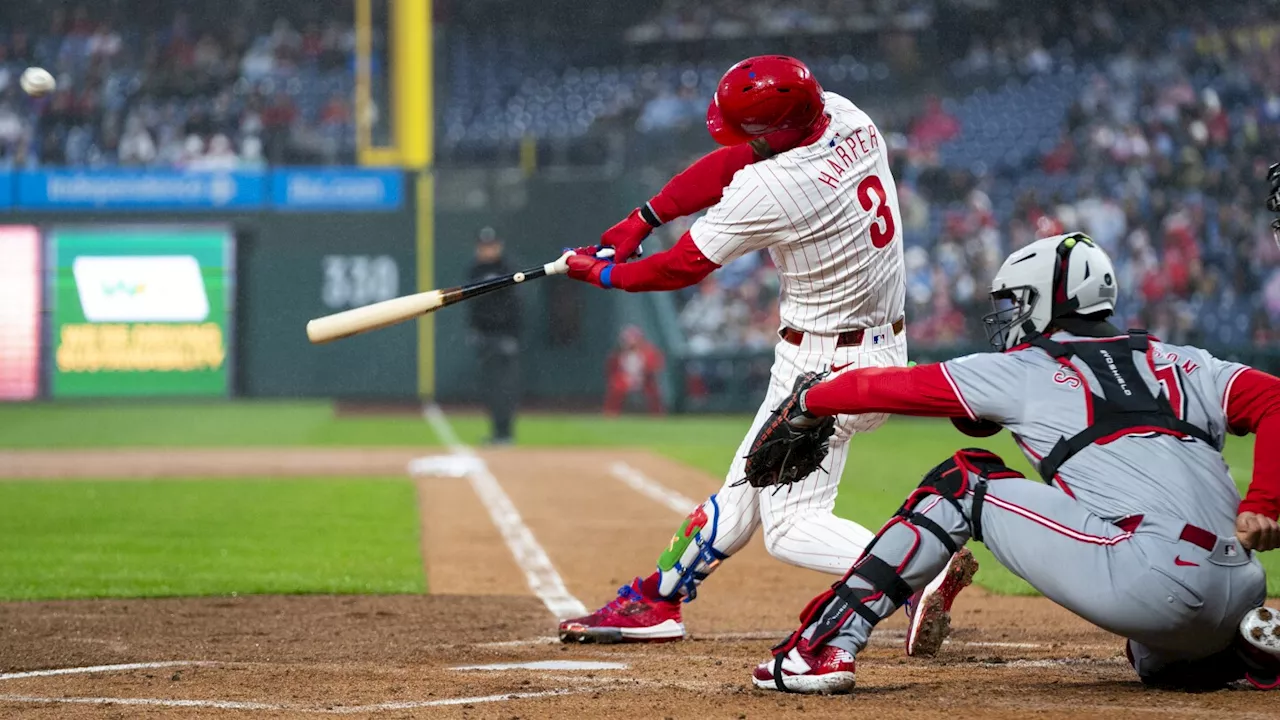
[{"left": 604, "top": 583, "right": 643, "bottom": 611}]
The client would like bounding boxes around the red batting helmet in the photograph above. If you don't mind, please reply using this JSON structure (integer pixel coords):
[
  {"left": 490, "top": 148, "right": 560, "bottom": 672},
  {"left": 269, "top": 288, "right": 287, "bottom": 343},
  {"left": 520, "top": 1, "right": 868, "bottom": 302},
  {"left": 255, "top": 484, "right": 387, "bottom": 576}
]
[{"left": 706, "top": 55, "right": 825, "bottom": 146}]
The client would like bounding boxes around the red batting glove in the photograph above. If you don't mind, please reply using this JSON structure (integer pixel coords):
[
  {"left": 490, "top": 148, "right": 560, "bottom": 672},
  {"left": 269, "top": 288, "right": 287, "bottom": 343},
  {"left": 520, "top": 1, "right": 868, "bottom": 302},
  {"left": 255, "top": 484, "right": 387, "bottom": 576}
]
[
  {"left": 566, "top": 253, "right": 614, "bottom": 289},
  {"left": 600, "top": 208, "right": 653, "bottom": 263}
]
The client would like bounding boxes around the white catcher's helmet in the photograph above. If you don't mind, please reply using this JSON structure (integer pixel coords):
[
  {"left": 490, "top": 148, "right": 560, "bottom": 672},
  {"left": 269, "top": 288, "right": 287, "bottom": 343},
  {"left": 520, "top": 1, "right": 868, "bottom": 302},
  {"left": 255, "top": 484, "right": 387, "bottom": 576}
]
[{"left": 983, "top": 233, "right": 1118, "bottom": 351}]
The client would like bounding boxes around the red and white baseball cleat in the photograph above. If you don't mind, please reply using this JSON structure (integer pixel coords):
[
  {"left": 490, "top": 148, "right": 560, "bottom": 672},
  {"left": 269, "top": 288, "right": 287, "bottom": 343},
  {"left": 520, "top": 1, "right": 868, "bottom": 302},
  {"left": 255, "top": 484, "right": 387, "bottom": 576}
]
[
  {"left": 558, "top": 578, "right": 685, "bottom": 644},
  {"left": 904, "top": 547, "right": 979, "bottom": 657},
  {"left": 753, "top": 640, "right": 857, "bottom": 694}
]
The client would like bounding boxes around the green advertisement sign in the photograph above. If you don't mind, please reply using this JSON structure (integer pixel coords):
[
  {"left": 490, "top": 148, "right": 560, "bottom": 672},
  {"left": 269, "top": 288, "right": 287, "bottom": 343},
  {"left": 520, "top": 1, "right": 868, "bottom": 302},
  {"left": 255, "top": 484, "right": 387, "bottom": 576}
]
[{"left": 48, "top": 226, "right": 234, "bottom": 397}]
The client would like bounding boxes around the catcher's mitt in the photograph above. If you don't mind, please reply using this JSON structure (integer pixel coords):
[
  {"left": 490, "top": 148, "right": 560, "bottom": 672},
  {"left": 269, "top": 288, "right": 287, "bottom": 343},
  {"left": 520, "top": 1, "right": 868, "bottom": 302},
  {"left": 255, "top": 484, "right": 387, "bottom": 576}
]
[{"left": 738, "top": 372, "right": 836, "bottom": 490}]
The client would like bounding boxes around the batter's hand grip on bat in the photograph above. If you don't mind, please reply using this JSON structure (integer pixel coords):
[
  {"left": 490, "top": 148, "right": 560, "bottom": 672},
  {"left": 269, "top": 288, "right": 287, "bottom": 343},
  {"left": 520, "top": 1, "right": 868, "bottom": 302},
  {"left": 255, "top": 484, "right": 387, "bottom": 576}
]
[{"left": 306, "top": 290, "right": 445, "bottom": 344}]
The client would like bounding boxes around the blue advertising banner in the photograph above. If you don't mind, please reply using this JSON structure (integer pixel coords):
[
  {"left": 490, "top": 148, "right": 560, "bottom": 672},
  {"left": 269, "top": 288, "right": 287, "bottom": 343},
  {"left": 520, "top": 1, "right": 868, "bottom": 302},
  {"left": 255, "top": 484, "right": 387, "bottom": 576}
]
[
  {"left": 17, "top": 170, "right": 267, "bottom": 210},
  {"left": 272, "top": 169, "right": 403, "bottom": 211},
  {"left": 0, "top": 172, "right": 10, "bottom": 209}
]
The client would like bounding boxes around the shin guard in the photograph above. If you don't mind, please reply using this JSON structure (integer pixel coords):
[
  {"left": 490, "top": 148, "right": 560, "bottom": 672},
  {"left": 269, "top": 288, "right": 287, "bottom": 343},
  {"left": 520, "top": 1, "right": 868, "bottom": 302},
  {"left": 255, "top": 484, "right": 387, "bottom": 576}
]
[
  {"left": 656, "top": 495, "right": 728, "bottom": 601},
  {"left": 771, "top": 449, "right": 1020, "bottom": 663}
]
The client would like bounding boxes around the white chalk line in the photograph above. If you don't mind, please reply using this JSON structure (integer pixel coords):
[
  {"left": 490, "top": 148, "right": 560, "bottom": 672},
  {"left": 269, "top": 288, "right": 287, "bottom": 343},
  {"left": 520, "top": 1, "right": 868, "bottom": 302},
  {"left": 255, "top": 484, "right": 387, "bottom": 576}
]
[
  {"left": 0, "top": 661, "right": 214, "bottom": 681},
  {"left": 327, "top": 689, "right": 584, "bottom": 713},
  {"left": 0, "top": 689, "right": 585, "bottom": 714},
  {"left": 419, "top": 404, "right": 587, "bottom": 619},
  {"left": 608, "top": 462, "right": 698, "bottom": 515},
  {"left": 0, "top": 695, "right": 283, "bottom": 712}
]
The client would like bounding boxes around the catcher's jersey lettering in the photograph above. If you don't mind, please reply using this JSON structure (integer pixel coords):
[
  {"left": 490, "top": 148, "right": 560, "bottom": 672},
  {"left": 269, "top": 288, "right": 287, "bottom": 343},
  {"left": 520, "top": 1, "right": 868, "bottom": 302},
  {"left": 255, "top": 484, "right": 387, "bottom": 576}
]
[
  {"left": 689, "top": 92, "right": 906, "bottom": 335},
  {"left": 942, "top": 334, "right": 1248, "bottom": 534}
]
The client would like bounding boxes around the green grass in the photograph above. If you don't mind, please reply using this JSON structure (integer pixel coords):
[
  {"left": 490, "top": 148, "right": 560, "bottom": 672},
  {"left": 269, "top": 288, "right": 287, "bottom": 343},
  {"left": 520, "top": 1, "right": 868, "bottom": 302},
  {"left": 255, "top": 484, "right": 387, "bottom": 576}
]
[
  {"left": 0, "top": 402, "right": 1273, "bottom": 597},
  {"left": 0, "top": 401, "right": 437, "bottom": 448},
  {"left": 0, "top": 478, "right": 424, "bottom": 600}
]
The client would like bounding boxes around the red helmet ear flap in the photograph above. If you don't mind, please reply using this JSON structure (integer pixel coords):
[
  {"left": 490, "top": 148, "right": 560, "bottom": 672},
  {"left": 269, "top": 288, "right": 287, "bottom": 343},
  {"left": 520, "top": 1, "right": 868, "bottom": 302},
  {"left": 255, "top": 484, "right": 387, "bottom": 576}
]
[{"left": 707, "top": 96, "right": 754, "bottom": 146}]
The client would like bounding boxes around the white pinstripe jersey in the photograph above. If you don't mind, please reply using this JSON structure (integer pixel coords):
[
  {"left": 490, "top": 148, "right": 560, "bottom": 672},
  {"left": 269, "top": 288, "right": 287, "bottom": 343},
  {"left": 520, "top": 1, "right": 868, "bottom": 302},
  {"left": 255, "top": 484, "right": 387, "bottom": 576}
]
[{"left": 689, "top": 92, "right": 906, "bottom": 335}]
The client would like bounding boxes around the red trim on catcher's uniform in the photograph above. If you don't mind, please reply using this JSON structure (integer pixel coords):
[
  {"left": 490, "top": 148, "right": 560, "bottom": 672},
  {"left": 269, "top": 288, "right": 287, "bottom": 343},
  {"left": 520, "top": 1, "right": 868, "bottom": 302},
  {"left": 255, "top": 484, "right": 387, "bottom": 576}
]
[
  {"left": 982, "top": 493, "right": 1133, "bottom": 546},
  {"left": 1093, "top": 425, "right": 1192, "bottom": 446},
  {"left": 1223, "top": 366, "right": 1249, "bottom": 418},
  {"left": 939, "top": 363, "right": 978, "bottom": 421},
  {"left": 1014, "top": 435, "right": 1075, "bottom": 497}
]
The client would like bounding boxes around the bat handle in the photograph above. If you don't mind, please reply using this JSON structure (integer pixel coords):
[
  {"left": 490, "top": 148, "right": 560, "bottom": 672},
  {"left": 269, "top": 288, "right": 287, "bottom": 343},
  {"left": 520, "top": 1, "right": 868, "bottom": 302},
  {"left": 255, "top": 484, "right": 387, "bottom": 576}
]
[{"left": 543, "top": 251, "right": 575, "bottom": 276}]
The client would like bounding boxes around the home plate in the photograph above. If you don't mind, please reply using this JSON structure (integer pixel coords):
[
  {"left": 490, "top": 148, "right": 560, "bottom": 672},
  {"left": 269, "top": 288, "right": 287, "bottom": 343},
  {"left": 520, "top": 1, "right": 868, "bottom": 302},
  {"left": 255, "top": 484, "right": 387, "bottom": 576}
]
[
  {"left": 451, "top": 661, "right": 628, "bottom": 672},
  {"left": 407, "top": 455, "right": 484, "bottom": 478}
]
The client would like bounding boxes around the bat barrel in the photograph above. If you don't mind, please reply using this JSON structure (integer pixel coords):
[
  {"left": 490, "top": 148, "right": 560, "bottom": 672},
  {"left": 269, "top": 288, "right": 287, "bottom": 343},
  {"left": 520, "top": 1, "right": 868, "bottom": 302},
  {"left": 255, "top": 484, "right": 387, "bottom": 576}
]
[{"left": 306, "top": 290, "right": 444, "bottom": 344}]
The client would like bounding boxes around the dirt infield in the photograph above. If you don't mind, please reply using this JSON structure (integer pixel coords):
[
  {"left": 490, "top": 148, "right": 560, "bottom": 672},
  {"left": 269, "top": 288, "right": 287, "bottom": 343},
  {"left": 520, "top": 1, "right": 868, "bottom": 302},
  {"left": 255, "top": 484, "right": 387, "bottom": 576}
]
[{"left": 1, "top": 447, "right": 1276, "bottom": 718}]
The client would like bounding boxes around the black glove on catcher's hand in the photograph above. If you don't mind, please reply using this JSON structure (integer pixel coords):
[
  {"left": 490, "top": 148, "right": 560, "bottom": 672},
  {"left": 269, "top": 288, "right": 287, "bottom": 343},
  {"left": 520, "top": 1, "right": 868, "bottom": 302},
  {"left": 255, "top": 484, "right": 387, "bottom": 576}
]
[{"left": 738, "top": 372, "right": 836, "bottom": 490}]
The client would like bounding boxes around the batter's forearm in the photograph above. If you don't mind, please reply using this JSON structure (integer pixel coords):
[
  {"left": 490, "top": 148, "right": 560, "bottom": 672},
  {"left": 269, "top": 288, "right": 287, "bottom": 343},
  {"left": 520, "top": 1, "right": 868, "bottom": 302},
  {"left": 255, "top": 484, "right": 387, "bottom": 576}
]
[
  {"left": 647, "top": 144, "right": 758, "bottom": 221},
  {"left": 804, "top": 365, "right": 972, "bottom": 418},
  {"left": 607, "top": 233, "right": 719, "bottom": 292}
]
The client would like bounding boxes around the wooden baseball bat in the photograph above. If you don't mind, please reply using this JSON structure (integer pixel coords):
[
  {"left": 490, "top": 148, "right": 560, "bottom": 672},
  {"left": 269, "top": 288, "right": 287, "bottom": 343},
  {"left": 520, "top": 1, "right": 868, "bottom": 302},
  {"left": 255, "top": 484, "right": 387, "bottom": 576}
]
[{"left": 306, "top": 251, "right": 575, "bottom": 344}]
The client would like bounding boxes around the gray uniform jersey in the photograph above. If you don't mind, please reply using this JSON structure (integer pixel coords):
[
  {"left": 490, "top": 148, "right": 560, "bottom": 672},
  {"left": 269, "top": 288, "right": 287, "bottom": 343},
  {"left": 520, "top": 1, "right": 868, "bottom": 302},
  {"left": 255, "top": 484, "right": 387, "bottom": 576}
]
[
  {"left": 800, "top": 334, "right": 1266, "bottom": 683},
  {"left": 942, "top": 332, "right": 1249, "bottom": 535}
]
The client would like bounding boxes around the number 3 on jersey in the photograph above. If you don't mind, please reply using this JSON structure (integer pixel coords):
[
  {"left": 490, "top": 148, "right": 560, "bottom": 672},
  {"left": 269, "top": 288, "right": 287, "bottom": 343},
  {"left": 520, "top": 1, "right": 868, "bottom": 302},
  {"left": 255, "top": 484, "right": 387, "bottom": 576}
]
[{"left": 857, "top": 175, "right": 897, "bottom": 249}]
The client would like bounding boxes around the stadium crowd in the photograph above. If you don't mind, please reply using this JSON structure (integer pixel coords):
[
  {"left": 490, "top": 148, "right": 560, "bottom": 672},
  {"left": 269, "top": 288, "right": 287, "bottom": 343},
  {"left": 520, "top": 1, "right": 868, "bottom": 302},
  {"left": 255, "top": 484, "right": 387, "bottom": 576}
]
[
  {"left": 0, "top": 2, "right": 357, "bottom": 169},
  {"left": 4, "top": 0, "right": 1279, "bottom": 358},
  {"left": 664, "top": 9, "right": 1280, "bottom": 357}
]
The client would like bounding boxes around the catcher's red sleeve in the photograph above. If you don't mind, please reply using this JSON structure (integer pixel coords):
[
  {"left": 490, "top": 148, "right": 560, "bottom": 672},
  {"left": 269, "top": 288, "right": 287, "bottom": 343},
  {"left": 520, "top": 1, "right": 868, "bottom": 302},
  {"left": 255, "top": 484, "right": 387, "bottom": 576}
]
[
  {"left": 646, "top": 144, "right": 758, "bottom": 222},
  {"left": 606, "top": 232, "right": 719, "bottom": 292},
  {"left": 1226, "top": 369, "right": 1280, "bottom": 519},
  {"left": 804, "top": 364, "right": 970, "bottom": 418}
]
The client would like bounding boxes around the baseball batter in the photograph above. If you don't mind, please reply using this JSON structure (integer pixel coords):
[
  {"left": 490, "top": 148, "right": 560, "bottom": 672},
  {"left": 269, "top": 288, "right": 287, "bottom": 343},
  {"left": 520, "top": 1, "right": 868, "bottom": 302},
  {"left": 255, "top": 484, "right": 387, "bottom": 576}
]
[
  {"left": 558, "top": 55, "right": 973, "bottom": 656},
  {"left": 749, "top": 233, "right": 1280, "bottom": 694}
]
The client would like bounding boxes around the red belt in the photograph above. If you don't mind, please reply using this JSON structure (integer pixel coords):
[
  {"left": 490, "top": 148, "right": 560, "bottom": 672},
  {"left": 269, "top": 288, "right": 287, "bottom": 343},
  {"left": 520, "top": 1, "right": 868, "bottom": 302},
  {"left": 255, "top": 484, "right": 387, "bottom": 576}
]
[
  {"left": 780, "top": 317, "right": 906, "bottom": 348},
  {"left": 1114, "top": 515, "right": 1217, "bottom": 551}
]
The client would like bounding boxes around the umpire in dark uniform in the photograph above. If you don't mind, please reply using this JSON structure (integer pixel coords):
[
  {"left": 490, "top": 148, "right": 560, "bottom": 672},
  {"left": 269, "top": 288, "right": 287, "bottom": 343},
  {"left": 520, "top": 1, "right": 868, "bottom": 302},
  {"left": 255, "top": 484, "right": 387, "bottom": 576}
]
[{"left": 467, "top": 227, "right": 521, "bottom": 444}]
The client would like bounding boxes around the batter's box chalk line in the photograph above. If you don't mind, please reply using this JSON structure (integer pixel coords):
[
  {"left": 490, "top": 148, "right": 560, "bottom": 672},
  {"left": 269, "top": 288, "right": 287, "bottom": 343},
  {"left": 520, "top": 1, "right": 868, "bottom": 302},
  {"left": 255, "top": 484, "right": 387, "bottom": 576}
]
[
  {"left": 451, "top": 660, "right": 628, "bottom": 671},
  {"left": 0, "top": 689, "right": 596, "bottom": 714},
  {"left": 0, "top": 661, "right": 217, "bottom": 681}
]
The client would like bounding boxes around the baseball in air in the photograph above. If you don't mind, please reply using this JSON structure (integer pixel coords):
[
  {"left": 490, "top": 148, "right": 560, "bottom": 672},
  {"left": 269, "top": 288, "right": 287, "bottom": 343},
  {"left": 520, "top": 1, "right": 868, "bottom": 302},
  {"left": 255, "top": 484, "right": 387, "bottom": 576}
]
[{"left": 19, "top": 67, "right": 56, "bottom": 97}]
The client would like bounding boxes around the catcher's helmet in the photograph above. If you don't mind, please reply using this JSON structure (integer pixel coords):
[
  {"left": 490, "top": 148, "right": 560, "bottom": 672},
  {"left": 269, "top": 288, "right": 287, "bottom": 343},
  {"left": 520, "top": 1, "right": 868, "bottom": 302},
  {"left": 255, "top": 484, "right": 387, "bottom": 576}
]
[
  {"left": 706, "top": 55, "right": 825, "bottom": 146},
  {"left": 983, "top": 233, "right": 1118, "bottom": 351}
]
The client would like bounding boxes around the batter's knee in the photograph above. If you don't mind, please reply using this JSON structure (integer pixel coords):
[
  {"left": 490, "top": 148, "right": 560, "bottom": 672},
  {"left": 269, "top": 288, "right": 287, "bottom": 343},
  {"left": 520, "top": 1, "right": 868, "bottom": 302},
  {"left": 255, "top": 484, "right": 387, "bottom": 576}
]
[{"left": 761, "top": 511, "right": 873, "bottom": 573}]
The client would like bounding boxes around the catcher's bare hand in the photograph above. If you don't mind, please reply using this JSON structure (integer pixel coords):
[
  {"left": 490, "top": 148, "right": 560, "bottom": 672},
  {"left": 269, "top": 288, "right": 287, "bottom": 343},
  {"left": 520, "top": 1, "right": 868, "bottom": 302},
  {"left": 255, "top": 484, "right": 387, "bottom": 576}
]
[
  {"left": 739, "top": 372, "right": 835, "bottom": 490},
  {"left": 1236, "top": 511, "right": 1280, "bottom": 552}
]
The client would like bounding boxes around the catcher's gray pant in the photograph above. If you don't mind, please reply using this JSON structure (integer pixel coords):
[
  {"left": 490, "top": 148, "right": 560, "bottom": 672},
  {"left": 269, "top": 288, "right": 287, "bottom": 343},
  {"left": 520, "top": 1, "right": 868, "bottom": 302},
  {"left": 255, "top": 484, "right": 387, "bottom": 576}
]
[{"left": 797, "top": 451, "right": 1267, "bottom": 678}]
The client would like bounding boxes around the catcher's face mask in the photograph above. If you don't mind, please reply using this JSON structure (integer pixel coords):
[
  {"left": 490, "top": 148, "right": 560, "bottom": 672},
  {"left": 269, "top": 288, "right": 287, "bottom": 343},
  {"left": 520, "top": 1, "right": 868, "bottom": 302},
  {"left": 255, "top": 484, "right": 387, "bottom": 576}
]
[{"left": 983, "top": 287, "right": 1038, "bottom": 352}]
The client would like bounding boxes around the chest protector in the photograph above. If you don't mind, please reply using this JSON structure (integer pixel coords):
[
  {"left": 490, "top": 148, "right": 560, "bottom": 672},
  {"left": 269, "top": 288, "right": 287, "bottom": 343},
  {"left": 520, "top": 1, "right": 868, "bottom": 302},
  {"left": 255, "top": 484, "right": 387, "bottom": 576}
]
[{"left": 1030, "top": 331, "right": 1219, "bottom": 482}]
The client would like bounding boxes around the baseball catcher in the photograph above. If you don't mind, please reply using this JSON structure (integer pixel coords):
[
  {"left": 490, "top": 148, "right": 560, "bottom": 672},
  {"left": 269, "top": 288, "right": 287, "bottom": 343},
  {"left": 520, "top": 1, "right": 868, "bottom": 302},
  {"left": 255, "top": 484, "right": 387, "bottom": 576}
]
[
  {"left": 750, "top": 232, "right": 1280, "bottom": 693},
  {"left": 557, "top": 56, "right": 974, "bottom": 656}
]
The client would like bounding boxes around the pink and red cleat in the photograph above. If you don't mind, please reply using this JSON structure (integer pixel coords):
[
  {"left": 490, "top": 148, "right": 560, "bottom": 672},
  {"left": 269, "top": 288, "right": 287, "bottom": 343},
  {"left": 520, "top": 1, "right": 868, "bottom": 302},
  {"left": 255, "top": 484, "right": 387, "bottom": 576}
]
[
  {"left": 753, "top": 640, "right": 857, "bottom": 694},
  {"left": 904, "top": 548, "right": 978, "bottom": 657},
  {"left": 558, "top": 577, "right": 686, "bottom": 644}
]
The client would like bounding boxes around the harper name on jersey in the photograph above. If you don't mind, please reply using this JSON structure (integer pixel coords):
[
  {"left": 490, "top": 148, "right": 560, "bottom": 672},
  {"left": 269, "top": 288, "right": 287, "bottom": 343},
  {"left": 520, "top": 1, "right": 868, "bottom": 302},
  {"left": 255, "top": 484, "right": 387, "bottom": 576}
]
[
  {"left": 816, "top": 124, "right": 881, "bottom": 190},
  {"left": 689, "top": 92, "right": 906, "bottom": 336}
]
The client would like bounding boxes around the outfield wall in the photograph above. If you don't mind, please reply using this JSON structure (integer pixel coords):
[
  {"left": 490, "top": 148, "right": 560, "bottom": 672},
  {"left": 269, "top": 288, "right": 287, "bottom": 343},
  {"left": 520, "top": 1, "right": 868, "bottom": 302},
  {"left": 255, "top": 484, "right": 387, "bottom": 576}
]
[{"left": 0, "top": 169, "right": 647, "bottom": 405}]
